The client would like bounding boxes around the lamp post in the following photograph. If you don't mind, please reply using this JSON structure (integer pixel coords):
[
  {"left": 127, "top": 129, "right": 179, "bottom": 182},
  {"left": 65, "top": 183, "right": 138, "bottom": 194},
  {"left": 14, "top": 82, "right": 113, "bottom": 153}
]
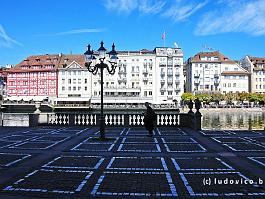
[{"left": 84, "top": 41, "right": 118, "bottom": 139}]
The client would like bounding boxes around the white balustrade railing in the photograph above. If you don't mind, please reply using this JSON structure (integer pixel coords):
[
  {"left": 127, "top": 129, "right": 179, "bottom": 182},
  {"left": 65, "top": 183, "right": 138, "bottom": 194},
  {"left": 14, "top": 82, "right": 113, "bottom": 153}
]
[{"left": 47, "top": 113, "right": 181, "bottom": 126}]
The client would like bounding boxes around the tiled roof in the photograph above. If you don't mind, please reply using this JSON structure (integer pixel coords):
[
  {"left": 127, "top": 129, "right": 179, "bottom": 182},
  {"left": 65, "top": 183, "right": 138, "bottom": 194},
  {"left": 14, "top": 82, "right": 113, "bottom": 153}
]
[
  {"left": 191, "top": 51, "right": 236, "bottom": 64},
  {"left": 221, "top": 71, "right": 250, "bottom": 75},
  {"left": 58, "top": 54, "right": 86, "bottom": 69},
  {"left": 249, "top": 56, "right": 265, "bottom": 64},
  {"left": 8, "top": 54, "right": 86, "bottom": 72}
]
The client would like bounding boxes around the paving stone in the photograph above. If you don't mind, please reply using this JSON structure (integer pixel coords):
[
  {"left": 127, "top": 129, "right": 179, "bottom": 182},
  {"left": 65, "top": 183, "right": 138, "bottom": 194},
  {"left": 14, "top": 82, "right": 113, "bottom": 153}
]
[
  {"left": 117, "top": 143, "right": 161, "bottom": 152},
  {"left": 0, "top": 153, "right": 31, "bottom": 167},
  {"left": 3, "top": 169, "right": 93, "bottom": 194},
  {"left": 172, "top": 157, "right": 234, "bottom": 171},
  {"left": 200, "top": 130, "right": 231, "bottom": 136},
  {"left": 0, "top": 135, "right": 38, "bottom": 142},
  {"left": 43, "top": 156, "right": 104, "bottom": 169},
  {"left": 212, "top": 137, "right": 248, "bottom": 143},
  {"left": 106, "top": 157, "right": 168, "bottom": 171},
  {"left": 162, "top": 137, "right": 197, "bottom": 143},
  {"left": 164, "top": 143, "right": 207, "bottom": 152},
  {"left": 248, "top": 157, "right": 265, "bottom": 167},
  {"left": 179, "top": 171, "right": 265, "bottom": 196},
  {"left": 223, "top": 143, "right": 265, "bottom": 151},
  {"left": 9, "top": 141, "right": 58, "bottom": 150},
  {"left": 121, "top": 137, "right": 158, "bottom": 144},
  {"left": 32, "top": 136, "right": 69, "bottom": 142},
  {"left": 91, "top": 171, "right": 177, "bottom": 197},
  {"left": 0, "top": 141, "right": 18, "bottom": 148}
]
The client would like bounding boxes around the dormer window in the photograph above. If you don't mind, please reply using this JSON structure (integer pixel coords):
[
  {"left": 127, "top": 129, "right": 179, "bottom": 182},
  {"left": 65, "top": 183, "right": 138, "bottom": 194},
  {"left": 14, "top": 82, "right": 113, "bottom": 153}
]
[{"left": 35, "top": 58, "right": 40, "bottom": 62}]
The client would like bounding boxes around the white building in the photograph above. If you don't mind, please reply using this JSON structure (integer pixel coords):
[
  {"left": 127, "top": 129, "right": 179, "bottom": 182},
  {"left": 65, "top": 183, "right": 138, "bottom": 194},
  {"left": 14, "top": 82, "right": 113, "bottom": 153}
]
[
  {"left": 56, "top": 55, "right": 92, "bottom": 107},
  {"left": 186, "top": 51, "right": 249, "bottom": 94},
  {"left": 91, "top": 47, "right": 184, "bottom": 106},
  {"left": 241, "top": 56, "right": 265, "bottom": 93},
  {"left": 55, "top": 47, "right": 185, "bottom": 107}
]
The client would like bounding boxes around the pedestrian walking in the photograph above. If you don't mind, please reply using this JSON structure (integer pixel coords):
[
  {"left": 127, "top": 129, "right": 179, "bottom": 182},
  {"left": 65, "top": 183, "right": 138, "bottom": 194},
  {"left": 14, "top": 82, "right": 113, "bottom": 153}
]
[{"left": 143, "top": 102, "right": 157, "bottom": 137}]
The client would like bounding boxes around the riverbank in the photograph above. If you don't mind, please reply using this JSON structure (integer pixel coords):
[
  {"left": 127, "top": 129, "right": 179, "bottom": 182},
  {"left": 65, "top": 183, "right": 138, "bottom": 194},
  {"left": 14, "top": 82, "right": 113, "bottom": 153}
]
[{"left": 181, "top": 107, "right": 265, "bottom": 113}]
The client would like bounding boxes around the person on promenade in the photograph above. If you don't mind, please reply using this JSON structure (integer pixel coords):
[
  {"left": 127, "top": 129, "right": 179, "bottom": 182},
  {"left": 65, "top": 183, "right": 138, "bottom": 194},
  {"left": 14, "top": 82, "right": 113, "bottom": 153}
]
[{"left": 143, "top": 102, "right": 157, "bottom": 137}]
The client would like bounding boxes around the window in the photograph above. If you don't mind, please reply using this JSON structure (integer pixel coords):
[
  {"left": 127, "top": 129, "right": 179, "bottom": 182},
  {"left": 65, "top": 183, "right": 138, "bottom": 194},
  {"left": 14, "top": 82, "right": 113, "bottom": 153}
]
[
  {"left": 168, "top": 91, "right": 172, "bottom": 95},
  {"left": 85, "top": 86, "right": 87, "bottom": 91},
  {"left": 68, "top": 79, "right": 71, "bottom": 84},
  {"left": 73, "top": 79, "right": 76, "bottom": 84},
  {"left": 62, "top": 79, "right": 65, "bottom": 84},
  {"left": 73, "top": 86, "right": 76, "bottom": 91},
  {"left": 68, "top": 86, "right": 71, "bottom": 91},
  {"left": 85, "top": 79, "right": 87, "bottom": 83},
  {"left": 228, "top": 83, "right": 231, "bottom": 87},
  {"left": 161, "top": 92, "right": 164, "bottom": 95},
  {"left": 78, "top": 86, "right": 81, "bottom": 91},
  {"left": 78, "top": 79, "right": 81, "bottom": 84},
  {"left": 62, "top": 71, "right": 65, "bottom": 75},
  {"left": 233, "top": 83, "right": 236, "bottom": 87},
  {"left": 144, "top": 91, "right": 147, "bottom": 96},
  {"left": 223, "top": 83, "right": 226, "bottom": 87},
  {"left": 62, "top": 86, "right": 65, "bottom": 91},
  {"left": 149, "top": 91, "right": 152, "bottom": 95}
]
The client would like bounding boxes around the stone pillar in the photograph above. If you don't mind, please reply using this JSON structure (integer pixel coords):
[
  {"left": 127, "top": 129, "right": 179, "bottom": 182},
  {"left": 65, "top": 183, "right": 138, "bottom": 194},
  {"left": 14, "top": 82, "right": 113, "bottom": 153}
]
[
  {"left": 124, "top": 114, "right": 129, "bottom": 127},
  {"left": 34, "top": 101, "right": 41, "bottom": 113},
  {"left": 194, "top": 98, "right": 202, "bottom": 130}
]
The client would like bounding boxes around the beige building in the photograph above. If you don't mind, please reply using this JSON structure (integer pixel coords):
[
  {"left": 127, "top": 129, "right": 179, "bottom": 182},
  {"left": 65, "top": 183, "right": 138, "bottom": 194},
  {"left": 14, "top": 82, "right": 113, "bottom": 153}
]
[
  {"left": 241, "top": 56, "right": 265, "bottom": 93},
  {"left": 186, "top": 51, "right": 249, "bottom": 94}
]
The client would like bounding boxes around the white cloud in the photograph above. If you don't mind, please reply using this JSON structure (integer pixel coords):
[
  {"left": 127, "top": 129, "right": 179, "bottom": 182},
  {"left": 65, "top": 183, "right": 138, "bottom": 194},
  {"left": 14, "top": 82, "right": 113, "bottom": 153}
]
[
  {"left": 104, "top": 0, "right": 165, "bottom": 15},
  {"left": 195, "top": 0, "right": 265, "bottom": 36},
  {"left": 0, "top": 24, "right": 22, "bottom": 47},
  {"left": 162, "top": 0, "right": 207, "bottom": 22},
  {"left": 138, "top": 0, "right": 166, "bottom": 15},
  {"left": 104, "top": 0, "right": 138, "bottom": 14},
  {"left": 35, "top": 28, "right": 105, "bottom": 36}
]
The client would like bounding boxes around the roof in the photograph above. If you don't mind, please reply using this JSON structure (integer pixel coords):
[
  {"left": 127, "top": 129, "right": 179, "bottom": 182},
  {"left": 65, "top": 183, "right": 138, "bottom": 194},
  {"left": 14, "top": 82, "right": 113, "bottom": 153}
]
[
  {"left": 221, "top": 71, "right": 250, "bottom": 75},
  {"left": 7, "top": 54, "right": 86, "bottom": 72},
  {"left": 191, "top": 51, "right": 236, "bottom": 64},
  {"left": 58, "top": 54, "right": 85, "bottom": 69}
]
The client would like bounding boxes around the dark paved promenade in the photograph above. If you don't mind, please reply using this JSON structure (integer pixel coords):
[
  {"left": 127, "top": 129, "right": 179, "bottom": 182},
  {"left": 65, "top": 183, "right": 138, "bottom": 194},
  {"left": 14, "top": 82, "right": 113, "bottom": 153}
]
[{"left": 0, "top": 126, "right": 264, "bottom": 198}]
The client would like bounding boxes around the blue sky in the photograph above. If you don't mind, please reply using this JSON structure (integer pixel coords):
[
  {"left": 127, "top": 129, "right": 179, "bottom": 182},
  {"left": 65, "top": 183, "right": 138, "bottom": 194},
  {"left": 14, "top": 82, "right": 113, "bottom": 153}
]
[{"left": 1, "top": 0, "right": 265, "bottom": 66}]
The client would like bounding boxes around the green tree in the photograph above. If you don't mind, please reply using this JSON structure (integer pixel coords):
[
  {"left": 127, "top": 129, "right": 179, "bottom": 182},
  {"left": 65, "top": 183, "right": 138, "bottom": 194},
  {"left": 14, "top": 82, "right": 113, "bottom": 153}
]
[
  {"left": 224, "top": 93, "right": 236, "bottom": 104},
  {"left": 195, "top": 93, "right": 212, "bottom": 104},
  {"left": 248, "top": 93, "right": 264, "bottom": 103},
  {"left": 181, "top": 93, "right": 195, "bottom": 104},
  {"left": 238, "top": 92, "right": 249, "bottom": 103},
  {"left": 211, "top": 93, "right": 224, "bottom": 104}
]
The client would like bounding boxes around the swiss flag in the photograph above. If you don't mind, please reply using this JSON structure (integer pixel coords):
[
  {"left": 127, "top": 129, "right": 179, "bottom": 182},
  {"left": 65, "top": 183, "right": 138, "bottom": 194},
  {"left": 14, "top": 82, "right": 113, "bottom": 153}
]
[{"left": 162, "top": 31, "right": 166, "bottom": 40}]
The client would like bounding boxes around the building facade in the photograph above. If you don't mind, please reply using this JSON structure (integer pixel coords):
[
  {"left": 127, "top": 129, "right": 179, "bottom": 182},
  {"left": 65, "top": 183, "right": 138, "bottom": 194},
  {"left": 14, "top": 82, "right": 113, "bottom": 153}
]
[
  {"left": 241, "top": 56, "right": 265, "bottom": 93},
  {"left": 6, "top": 55, "right": 59, "bottom": 102},
  {"left": 90, "top": 47, "right": 184, "bottom": 105},
  {"left": 186, "top": 51, "right": 249, "bottom": 94},
  {"left": 5, "top": 46, "right": 185, "bottom": 106},
  {"left": 56, "top": 55, "right": 92, "bottom": 106}
]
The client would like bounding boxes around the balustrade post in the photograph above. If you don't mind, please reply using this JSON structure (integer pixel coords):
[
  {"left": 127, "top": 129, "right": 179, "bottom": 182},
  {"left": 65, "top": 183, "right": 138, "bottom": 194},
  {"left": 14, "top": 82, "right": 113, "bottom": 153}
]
[
  {"left": 69, "top": 114, "right": 75, "bottom": 126},
  {"left": 124, "top": 114, "right": 129, "bottom": 127}
]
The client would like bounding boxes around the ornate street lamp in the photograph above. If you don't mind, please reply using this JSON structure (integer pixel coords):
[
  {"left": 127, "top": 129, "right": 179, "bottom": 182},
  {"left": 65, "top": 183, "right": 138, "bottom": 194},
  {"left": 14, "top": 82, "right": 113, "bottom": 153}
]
[{"left": 84, "top": 41, "right": 118, "bottom": 139}]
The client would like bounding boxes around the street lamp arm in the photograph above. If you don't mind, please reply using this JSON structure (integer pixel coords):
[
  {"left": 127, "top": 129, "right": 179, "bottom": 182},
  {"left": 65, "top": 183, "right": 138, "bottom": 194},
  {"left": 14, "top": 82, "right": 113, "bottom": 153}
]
[
  {"left": 106, "top": 63, "right": 116, "bottom": 75},
  {"left": 85, "top": 62, "right": 98, "bottom": 75}
]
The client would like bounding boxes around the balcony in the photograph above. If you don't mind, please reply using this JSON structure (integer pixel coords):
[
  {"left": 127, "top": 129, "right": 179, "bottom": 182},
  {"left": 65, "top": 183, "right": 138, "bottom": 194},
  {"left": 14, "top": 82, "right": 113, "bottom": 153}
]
[
  {"left": 167, "top": 78, "right": 173, "bottom": 83},
  {"left": 168, "top": 86, "right": 173, "bottom": 91},
  {"left": 118, "top": 78, "right": 127, "bottom": 83},
  {"left": 174, "top": 64, "right": 180, "bottom": 67},
  {"left": 142, "top": 70, "right": 148, "bottom": 74},
  {"left": 214, "top": 80, "right": 220, "bottom": 85},
  {"left": 214, "top": 74, "right": 219, "bottom": 79},
  {"left": 194, "top": 74, "right": 200, "bottom": 78},
  {"left": 175, "top": 79, "right": 180, "bottom": 84},
  {"left": 160, "top": 87, "right": 166, "bottom": 92},
  {"left": 194, "top": 79, "right": 200, "bottom": 85},
  {"left": 160, "top": 72, "right": 165, "bottom": 77},
  {"left": 167, "top": 72, "right": 173, "bottom": 77},
  {"left": 142, "top": 77, "right": 148, "bottom": 81},
  {"left": 118, "top": 70, "right": 127, "bottom": 75},
  {"left": 175, "top": 72, "right": 180, "bottom": 77},
  {"left": 160, "top": 79, "right": 165, "bottom": 83},
  {"left": 175, "top": 87, "right": 181, "bottom": 92}
]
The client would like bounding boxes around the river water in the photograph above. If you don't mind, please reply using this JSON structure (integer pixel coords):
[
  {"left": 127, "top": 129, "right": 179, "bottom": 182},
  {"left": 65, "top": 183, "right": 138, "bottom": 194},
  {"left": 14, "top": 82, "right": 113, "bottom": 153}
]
[{"left": 201, "top": 109, "right": 265, "bottom": 130}]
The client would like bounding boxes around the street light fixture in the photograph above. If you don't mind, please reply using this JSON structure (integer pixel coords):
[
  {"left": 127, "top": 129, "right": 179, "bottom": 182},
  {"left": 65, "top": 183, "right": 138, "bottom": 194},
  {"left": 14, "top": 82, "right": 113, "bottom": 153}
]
[{"left": 84, "top": 41, "right": 118, "bottom": 139}]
